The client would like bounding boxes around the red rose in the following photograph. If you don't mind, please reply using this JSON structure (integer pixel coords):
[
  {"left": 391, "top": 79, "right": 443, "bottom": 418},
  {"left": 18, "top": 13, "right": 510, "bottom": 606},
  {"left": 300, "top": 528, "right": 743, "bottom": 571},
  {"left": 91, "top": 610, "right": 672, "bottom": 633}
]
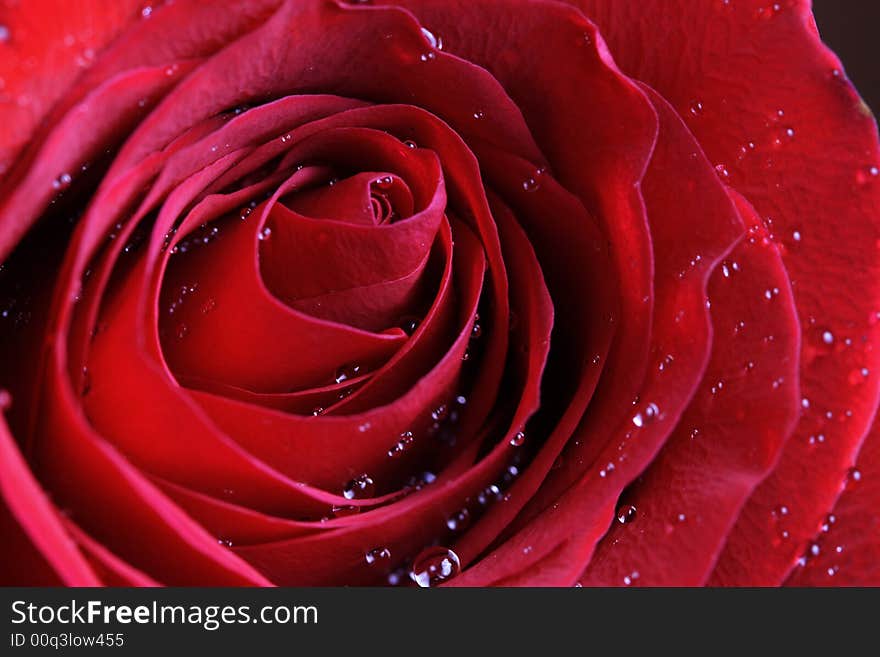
[{"left": 0, "top": 0, "right": 877, "bottom": 587}]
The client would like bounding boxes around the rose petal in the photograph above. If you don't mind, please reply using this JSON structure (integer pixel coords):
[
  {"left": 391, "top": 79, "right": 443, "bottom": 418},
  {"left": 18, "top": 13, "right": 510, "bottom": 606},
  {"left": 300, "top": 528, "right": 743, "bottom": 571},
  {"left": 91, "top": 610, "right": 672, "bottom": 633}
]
[{"left": 574, "top": 0, "right": 880, "bottom": 585}]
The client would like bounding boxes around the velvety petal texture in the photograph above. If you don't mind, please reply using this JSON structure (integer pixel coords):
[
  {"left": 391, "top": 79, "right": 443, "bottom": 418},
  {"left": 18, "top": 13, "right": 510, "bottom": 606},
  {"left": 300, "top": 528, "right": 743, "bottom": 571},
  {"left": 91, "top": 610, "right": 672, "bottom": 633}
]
[{"left": 0, "top": 0, "right": 876, "bottom": 586}]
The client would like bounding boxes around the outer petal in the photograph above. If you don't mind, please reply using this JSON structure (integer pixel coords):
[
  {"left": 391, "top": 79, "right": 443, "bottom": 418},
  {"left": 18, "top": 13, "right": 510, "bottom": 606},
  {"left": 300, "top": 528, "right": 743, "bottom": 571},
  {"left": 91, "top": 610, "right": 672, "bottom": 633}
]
[
  {"left": 0, "top": 0, "right": 145, "bottom": 173},
  {"left": 784, "top": 420, "right": 879, "bottom": 586},
  {"left": 571, "top": 0, "right": 880, "bottom": 586},
  {"left": 580, "top": 190, "right": 801, "bottom": 586},
  {"left": 0, "top": 405, "right": 100, "bottom": 585}
]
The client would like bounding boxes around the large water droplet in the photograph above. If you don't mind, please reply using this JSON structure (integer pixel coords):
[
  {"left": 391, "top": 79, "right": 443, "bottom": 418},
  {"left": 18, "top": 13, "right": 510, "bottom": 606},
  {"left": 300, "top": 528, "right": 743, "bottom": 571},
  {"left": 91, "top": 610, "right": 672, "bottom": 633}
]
[
  {"left": 509, "top": 431, "right": 526, "bottom": 447},
  {"left": 343, "top": 474, "right": 375, "bottom": 500},
  {"left": 410, "top": 547, "right": 461, "bottom": 587}
]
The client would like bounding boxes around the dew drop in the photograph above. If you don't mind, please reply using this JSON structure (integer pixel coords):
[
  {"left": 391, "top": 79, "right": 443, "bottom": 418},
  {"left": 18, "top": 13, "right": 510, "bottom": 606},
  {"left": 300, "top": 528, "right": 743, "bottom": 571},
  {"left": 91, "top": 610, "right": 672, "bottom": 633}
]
[
  {"left": 477, "top": 484, "right": 502, "bottom": 506},
  {"left": 471, "top": 315, "right": 482, "bottom": 339},
  {"left": 446, "top": 508, "right": 471, "bottom": 532},
  {"left": 617, "top": 504, "right": 637, "bottom": 524},
  {"left": 521, "top": 167, "right": 545, "bottom": 193},
  {"left": 401, "top": 316, "right": 420, "bottom": 335},
  {"left": 689, "top": 101, "right": 704, "bottom": 116},
  {"left": 473, "top": 110, "right": 485, "bottom": 120},
  {"left": 510, "top": 431, "right": 526, "bottom": 447},
  {"left": 374, "top": 175, "right": 393, "bottom": 189},
  {"left": 846, "top": 467, "right": 862, "bottom": 484},
  {"left": 403, "top": 139, "right": 418, "bottom": 149},
  {"left": 343, "top": 474, "right": 375, "bottom": 500},
  {"left": 365, "top": 547, "right": 392, "bottom": 565},
  {"left": 258, "top": 226, "right": 272, "bottom": 241},
  {"left": 632, "top": 402, "right": 660, "bottom": 428},
  {"left": 431, "top": 403, "right": 449, "bottom": 423},
  {"left": 410, "top": 547, "right": 461, "bottom": 587},
  {"left": 52, "top": 172, "right": 73, "bottom": 190},
  {"left": 335, "top": 363, "right": 361, "bottom": 384},
  {"left": 420, "top": 26, "right": 442, "bottom": 50},
  {"left": 820, "top": 513, "right": 836, "bottom": 533},
  {"left": 331, "top": 504, "right": 360, "bottom": 517},
  {"left": 821, "top": 330, "right": 834, "bottom": 345},
  {"left": 387, "top": 431, "right": 414, "bottom": 458}
]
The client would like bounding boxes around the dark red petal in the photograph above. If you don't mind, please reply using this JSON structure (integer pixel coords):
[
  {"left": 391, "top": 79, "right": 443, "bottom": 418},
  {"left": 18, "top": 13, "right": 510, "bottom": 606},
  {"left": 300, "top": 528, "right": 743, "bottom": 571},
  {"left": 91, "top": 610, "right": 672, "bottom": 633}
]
[
  {"left": 0, "top": 410, "right": 100, "bottom": 585},
  {"left": 580, "top": 190, "right": 801, "bottom": 586},
  {"left": 454, "top": 84, "right": 743, "bottom": 586},
  {"left": 570, "top": 0, "right": 880, "bottom": 585},
  {"left": 784, "top": 420, "right": 879, "bottom": 586},
  {"left": 61, "top": 518, "right": 160, "bottom": 587}
]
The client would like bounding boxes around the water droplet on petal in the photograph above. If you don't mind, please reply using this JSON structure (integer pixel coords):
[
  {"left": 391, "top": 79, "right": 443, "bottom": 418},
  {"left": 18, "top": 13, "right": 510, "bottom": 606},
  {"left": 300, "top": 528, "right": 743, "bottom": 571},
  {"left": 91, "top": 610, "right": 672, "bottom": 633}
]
[
  {"left": 52, "top": 172, "right": 73, "bottom": 190},
  {"left": 343, "top": 474, "right": 375, "bottom": 500},
  {"left": 632, "top": 402, "right": 660, "bottom": 427},
  {"left": 846, "top": 467, "right": 862, "bottom": 485},
  {"left": 331, "top": 504, "right": 360, "bottom": 517},
  {"left": 420, "top": 26, "right": 441, "bottom": 49},
  {"left": 258, "top": 226, "right": 272, "bottom": 241},
  {"left": 617, "top": 504, "right": 637, "bottom": 524},
  {"left": 446, "top": 508, "right": 470, "bottom": 532},
  {"left": 431, "top": 404, "right": 449, "bottom": 422},
  {"left": 335, "top": 363, "right": 361, "bottom": 384},
  {"left": 410, "top": 547, "right": 461, "bottom": 587},
  {"left": 400, "top": 316, "right": 420, "bottom": 335},
  {"left": 365, "top": 547, "right": 392, "bottom": 565},
  {"left": 388, "top": 431, "right": 414, "bottom": 458},
  {"left": 510, "top": 431, "right": 526, "bottom": 447}
]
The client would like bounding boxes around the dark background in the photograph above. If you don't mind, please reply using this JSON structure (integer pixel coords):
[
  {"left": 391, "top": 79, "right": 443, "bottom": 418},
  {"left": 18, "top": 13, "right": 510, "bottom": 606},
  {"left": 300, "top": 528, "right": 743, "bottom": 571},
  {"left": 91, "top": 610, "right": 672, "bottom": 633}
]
[{"left": 813, "top": 2, "right": 880, "bottom": 114}]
